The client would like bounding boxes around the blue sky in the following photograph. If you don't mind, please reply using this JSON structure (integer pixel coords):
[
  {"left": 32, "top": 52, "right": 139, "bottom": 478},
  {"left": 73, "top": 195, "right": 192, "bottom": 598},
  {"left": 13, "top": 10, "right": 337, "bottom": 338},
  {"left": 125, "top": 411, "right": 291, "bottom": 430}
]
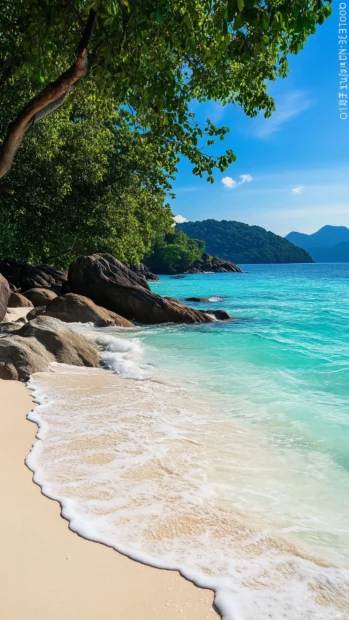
[{"left": 171, "top": 8, "right": 349, "bottom": 236}]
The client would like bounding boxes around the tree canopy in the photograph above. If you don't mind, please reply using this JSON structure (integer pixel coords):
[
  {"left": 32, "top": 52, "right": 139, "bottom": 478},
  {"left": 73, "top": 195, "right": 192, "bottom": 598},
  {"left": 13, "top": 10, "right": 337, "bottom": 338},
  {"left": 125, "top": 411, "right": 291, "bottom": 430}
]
[
  {"left": 178, "top": 219, "right": 314, "bottom": 263},
  {"left": 0, "top": 76, "right": 174, "bottom": 266},
  {"left": 0, "top": 0, "right": 331, "bottom": 179},
  {"left": 145, "top": 229, "right": 205, "bottom": 273}
]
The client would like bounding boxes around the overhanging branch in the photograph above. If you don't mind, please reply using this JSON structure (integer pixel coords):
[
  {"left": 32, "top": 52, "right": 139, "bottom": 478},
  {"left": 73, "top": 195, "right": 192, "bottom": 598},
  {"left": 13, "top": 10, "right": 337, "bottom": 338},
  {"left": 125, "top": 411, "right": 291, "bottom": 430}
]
[{"left": 0, "top": 8, "right": 97, "bottom": 178}]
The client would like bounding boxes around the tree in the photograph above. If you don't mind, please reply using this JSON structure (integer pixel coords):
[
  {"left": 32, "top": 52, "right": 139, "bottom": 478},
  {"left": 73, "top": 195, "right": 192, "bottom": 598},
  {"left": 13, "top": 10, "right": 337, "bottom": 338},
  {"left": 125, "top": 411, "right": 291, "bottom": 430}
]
[
  {"left": 0, "top": 1, "right": 331, "bottom": 180},
  {"left": 145, "top": 229, "right": 205, "bottom": 273},
  {"left": 0, "top": 77, "right": 174, "bottom": 266}
]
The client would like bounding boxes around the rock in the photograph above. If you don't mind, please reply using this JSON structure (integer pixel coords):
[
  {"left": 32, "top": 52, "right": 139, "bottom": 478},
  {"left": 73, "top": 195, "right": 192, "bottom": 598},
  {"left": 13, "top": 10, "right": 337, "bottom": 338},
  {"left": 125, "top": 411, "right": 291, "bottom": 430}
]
[
  {"left": 24, "top": 288, "right": 57, "bottom": 307},
  {"left": 0, "top": 336, "right": 52, "bottom": 381},
  {"left": 8, "top": 291, "right": 33, "bottom": 308},
  {"left": 202, "top": 309, "right": 231, "bottom": 320},
  {"left": 131, "top": 263, "right": 160, "bottom": 282},
  {"left": 45, "top": 294, "right": 133, "bottom": 327},
  {"left": 26, "top": 306, "right": 46, "bottom": 321},
  {"left": 185, "top": 297, "right": 211, "bottom": 302},
  {"left": 0, "top": 260, "right": 68, "bottom": 293},
  {"left": 0, "top": 274, "right": 10, "bottom": 322},
  {"left": 69, "top": 254, "right": 214, "bottom": 324},
  {"left": 184, "top": 256, "right": 242, "bottom": 274},
  {"left": 0, "top": 316, "right": 100, "bottom": 381}
]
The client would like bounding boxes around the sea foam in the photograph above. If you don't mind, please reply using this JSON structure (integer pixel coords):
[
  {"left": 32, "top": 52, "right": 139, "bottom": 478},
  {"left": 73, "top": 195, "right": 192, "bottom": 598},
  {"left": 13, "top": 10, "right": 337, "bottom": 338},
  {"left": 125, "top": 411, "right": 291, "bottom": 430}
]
[{"left": 26, "top": 360, "right": 349, "bottom": 620}]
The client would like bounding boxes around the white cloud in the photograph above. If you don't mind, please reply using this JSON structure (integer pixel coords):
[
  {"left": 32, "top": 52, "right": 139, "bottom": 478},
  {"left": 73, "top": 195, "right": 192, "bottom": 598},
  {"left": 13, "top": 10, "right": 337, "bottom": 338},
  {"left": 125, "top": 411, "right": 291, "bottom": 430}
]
[
  {"left": 173, "top": 214, "right": 188, "bottom": 224},
  {"left": 292, "top": 186, "right": 305, "bottom": 195},
  {"left": 239, "top": 174, "right": 253, "bottom": 184},
  {"left": 222, "top": 174, "right": 253, "bottom": 189},
  {"left": 254, "top": 90, "right": 315, "bottom": 138},
  {"left": 222, "top": 176, "right": 238, "bottom": 189}
]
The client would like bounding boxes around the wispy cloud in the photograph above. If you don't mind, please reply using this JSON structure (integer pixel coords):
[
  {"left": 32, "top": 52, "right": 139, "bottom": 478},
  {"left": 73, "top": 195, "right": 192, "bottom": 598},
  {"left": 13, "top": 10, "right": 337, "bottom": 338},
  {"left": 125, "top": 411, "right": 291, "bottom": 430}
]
[
  {"left": 292, "top": 186, "right": 305, "bottom": 195},
  {"left": 254, "top": 90, "right": 315, "bottom": 138},
  {"left": 173, "top": 214, "right": 188, "bottom": 224},
  {"left": 222, "top": 174, "right": 253, "bottom": 189}
]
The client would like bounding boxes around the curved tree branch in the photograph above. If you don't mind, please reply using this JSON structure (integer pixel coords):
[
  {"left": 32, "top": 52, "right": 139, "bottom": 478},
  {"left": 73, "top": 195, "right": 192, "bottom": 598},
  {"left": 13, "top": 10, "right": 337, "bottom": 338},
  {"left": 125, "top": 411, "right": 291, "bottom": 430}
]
[{"left": 0, "top": 8, "right": 97, "bottom": 179}]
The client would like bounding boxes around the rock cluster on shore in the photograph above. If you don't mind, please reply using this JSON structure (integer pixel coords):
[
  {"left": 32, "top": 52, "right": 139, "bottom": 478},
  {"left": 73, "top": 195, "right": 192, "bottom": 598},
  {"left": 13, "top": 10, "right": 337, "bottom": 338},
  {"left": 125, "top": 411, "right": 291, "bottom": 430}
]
[
  {"left": 0, "top": 253, "right": 232, "bottom": 381},
  {"left": 184, "top": 254, "right": 242, "bottom": 274}
]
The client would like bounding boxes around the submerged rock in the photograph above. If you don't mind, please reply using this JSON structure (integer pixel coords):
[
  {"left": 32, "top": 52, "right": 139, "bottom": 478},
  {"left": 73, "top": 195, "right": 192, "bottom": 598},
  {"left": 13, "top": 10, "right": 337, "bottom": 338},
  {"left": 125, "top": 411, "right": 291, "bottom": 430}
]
[
  {"left": 68, "top": 253, "right": 214, "bottom": 325},
  {"left": 0, "top": 274, "right": 10, "bottom": 322},
  {"left": 8, "top": 291, "right": 33, "bottom": 308},
  {"left": 0, "top": 316, "right": 99, "bottom": 381},
  {"left": 24, "top": 288, "right": 57, "bottom": 307},
  {"left": 44, "top": 293, "right": 134, "bottom": 327},
  {"left": 202, "top": 309, "right": 231, "bottom": 320}
]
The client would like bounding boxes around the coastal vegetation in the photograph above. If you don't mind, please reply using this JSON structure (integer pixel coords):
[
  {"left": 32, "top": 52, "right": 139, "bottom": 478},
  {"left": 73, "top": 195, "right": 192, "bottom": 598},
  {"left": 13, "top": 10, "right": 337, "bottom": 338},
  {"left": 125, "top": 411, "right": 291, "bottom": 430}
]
[
  {"left": 0, "top": 1, "right": 331, "bottom": 268},
  {"left": 178, "top": 219, "right": 314, "bottom": 264}
]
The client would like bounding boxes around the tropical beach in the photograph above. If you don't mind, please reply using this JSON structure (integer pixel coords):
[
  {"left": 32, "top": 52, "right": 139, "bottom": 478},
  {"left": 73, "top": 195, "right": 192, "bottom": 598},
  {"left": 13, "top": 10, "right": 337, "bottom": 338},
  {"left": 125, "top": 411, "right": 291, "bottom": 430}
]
[
  {"left": 0, "top": 379, "right": 215, "bottom": 620},
  {"left": 1, "top": 1, "right": 348, "bottom": 618}
]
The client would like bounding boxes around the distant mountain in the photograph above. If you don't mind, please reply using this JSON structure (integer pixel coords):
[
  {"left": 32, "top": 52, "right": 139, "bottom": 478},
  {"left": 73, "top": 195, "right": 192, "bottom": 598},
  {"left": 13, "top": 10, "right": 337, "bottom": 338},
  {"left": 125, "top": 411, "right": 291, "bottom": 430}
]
[
  {"left": 285, "top": 226, "right": 349, "bottom": 262},
  {"left": 177, "top": 220, "right": 314, "bottom": 264}
]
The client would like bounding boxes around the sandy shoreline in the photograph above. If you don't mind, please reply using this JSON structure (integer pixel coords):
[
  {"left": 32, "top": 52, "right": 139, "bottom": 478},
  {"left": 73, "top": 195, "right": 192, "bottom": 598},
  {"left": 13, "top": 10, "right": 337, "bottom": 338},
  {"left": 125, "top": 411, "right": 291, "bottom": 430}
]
[{"left": 0, "top": 379, "right": 215, "bottom": 620}]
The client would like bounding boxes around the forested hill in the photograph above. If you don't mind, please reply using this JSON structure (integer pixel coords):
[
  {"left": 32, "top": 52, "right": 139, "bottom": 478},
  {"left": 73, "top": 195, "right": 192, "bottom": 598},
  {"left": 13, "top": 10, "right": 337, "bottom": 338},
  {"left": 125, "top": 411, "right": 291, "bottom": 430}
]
[{"left": 178, "top": 220, "right": 314, "bottom": 264}]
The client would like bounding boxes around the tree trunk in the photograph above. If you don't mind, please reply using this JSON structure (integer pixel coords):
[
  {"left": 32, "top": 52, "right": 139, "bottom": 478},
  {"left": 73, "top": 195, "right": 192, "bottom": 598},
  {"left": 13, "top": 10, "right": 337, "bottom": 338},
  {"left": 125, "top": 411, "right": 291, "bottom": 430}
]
[{"left": 0, "top": 9, "right": 97, "bottom": 179}]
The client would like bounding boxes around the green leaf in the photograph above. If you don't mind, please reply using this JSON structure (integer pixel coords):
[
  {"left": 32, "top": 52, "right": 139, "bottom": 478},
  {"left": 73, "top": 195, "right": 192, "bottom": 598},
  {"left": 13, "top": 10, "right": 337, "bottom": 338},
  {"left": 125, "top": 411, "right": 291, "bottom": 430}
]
[{"left": 237, "top": 0, "right": 244, "bottom": 11}]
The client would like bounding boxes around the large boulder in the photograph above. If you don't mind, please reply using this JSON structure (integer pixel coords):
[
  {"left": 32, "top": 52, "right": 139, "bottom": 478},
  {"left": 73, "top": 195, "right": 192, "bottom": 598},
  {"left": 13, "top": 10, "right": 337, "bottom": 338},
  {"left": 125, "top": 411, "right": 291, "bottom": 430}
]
[
  {"left": 0, "top": 274, "right": 10, "bottom": 321},
  {"left": 44, "top": 293, "right": 133, "bottom": 327},
  {"left": 131, "top": 263, "right": 160, "bottom": 282},
  {"left": 68, "top": 254, "right": 214, "bottom": 325},
  {"left": 0, "top": 337, "right": 53, "bottom": 380},
  {"left": 8, "top": 291, "right": 33, "bottom": 308},
  {"left": 0, "top": 260, "right": 68, "bottom": 293},
  {"left": 0, "top": 316, "right": 99, "bottom": 381},
  {"left": 24, "top": 288, "right": 57, "bottom": 307}
]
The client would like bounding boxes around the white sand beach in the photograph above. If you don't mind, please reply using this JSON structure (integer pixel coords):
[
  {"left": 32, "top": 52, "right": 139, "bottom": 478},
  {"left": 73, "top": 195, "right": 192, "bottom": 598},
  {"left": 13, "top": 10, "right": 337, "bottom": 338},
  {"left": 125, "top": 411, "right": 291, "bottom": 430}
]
[{"left": 0, "top": 379, "right": 215, "bottom": 620}]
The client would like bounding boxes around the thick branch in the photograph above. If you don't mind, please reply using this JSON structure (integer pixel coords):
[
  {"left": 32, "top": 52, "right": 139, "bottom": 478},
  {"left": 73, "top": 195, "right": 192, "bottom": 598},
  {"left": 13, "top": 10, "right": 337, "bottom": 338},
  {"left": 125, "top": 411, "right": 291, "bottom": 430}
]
[{"left": 0, "top": 9, "right": 97, "bottom": 179}]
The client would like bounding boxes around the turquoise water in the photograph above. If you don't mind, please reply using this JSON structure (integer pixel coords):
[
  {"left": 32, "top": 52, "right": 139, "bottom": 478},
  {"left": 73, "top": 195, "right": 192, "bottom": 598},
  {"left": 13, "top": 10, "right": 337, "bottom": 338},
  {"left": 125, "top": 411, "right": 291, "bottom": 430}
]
[
  {"left": 148, "top": 265, "right": 349, "bottom": 470},
  {"left": 27, "top": 264, "right": 349, "bottom": 619}
]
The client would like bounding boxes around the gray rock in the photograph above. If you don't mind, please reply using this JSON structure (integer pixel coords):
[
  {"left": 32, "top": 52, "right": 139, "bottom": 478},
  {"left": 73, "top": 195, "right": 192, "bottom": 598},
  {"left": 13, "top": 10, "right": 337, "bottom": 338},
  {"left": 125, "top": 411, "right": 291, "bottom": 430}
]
[
  {"left": 68, "top": 254, "right": 213, "bottom": 325},
  {"left": 24, "top": 288, "right": 57, "bottom": 307},
  {"left": 45, "top": 293, "right": 133, "bottom": 327},
  {"left": 0, "top": 316, "right": 100, "bottom": 381},
  {"left": 0, "top": 274, "right": 10, "bottom": 322},
  {"left": 8, "top": 291, "right": 33, "bottom": 308},
  {"left": 26, "top": 306, "right": 46, "bottom": 321}
]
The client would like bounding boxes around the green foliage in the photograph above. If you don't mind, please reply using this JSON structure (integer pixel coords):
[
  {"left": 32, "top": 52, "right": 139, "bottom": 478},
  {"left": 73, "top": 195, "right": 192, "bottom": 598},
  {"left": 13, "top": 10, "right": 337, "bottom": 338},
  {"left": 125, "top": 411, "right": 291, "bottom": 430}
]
[
  {"left": 0, "top": 78, "right": 173, "bottom": 266},
  {"left": 145, "top": 229, "right": 205, "bottom": 273},
  {"left": 0, "top": 0, "right": 331, "bottom": 180},
  {"left": 178, "top": 220, "right": 314, "bottom": 264}
]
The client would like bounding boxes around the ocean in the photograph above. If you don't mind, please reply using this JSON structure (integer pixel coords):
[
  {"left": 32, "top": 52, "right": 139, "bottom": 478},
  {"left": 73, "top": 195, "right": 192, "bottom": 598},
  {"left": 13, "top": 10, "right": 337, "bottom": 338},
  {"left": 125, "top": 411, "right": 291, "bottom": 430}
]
[{"left": 27, "top": 264, "right": 349, "bottom": 619}]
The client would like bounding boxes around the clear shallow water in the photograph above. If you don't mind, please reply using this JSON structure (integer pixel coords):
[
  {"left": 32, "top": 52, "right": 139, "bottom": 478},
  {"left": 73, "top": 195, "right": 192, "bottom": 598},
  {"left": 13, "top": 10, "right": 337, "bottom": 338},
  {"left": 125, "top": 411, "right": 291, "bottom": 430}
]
[{"left": 27, "top": 264, "right": 349, "bottom": 619}]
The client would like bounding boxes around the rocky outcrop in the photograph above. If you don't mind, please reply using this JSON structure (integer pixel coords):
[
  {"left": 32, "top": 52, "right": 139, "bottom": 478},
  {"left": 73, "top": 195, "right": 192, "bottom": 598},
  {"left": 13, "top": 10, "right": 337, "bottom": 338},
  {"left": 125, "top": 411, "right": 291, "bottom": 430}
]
[
  {"left": 184, "top": 255, "right": 242, "bottom": 274},
  {"left": 0, "top": 316, "right": 99, "bottom": 381},
  {"left": 68, "top": 253, "right": 214, "bottom": 324},
  {"left": 24, "top": 288, "right": 57, "bottom": 307},
  {"left": 0, "top": 260, "right": 67, "bottom": 293},
  {"left": 131, "top": 263, "right": 159, "bottom": 282},
  {"left": 202, "top": 309, "right": 231, "bottom": 320},
  {"left": 0, "top": 274, "right": 10, "bottom": 322},
  {"left": 8, "top": 291, "right": 33, "bottom": 308},
  {"left": 44, "top": 293, "right": 134, "bottom": 327}
]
